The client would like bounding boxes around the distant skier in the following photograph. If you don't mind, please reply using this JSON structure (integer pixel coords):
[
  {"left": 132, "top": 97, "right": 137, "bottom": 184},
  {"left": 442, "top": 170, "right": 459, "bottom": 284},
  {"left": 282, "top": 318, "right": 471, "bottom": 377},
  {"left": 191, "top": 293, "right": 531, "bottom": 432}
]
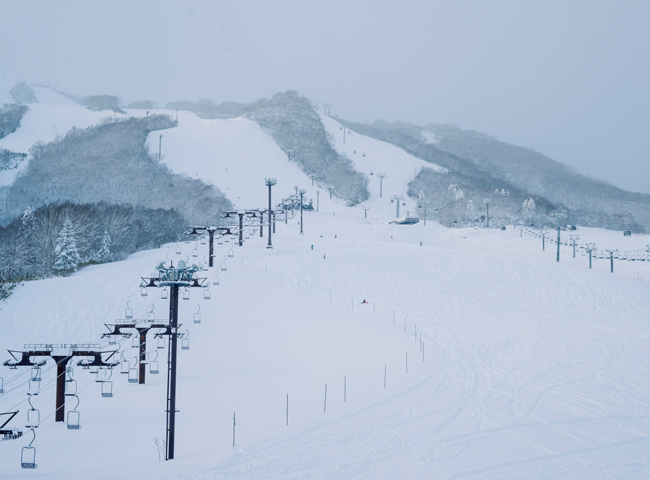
[
  {"left": 323, "top": 253, "right": 326, "bottom": 259},
  {"left": 361, "top": 299, "right": 368, "bottom": 304},
  {"left": 420, "top": 241, "right": 422, "bottom": 246},
  {"left": 311, "top": 244, "right": 314, "bottom": 250}
]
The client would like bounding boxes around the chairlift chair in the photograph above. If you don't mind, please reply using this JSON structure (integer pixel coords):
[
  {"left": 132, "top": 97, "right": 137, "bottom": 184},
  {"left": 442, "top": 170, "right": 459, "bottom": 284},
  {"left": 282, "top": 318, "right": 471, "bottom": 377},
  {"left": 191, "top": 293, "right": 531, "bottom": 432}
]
[
  {"left": 128, "top": 368, "right": 138, "bottom": 384},
  {"left": 131, "top": 335, "right": 139, "bottom": 348},
  {"left": 150, "top": 361, "right": 159, "bottom": 375},
  {"left": 26, "top": 396, "right": 40, "bottom": 428},
  {"left": 95, "top": 367, "right": 107, "bottom": 383},
  {"left": 65, "top": 380, "right": 77, "bottom": 396},
  {"left": 213, "top": 274, "right": 220, "bottom": 286},
  {"left": 161, "top": 286, "right": 169, "bottom": 299},
  {"left": 228, "top": 248, "right": 234, "bottom": 258},
  {"left": 200, "top": 235, "right": 207, "bottom": 245},
  {"left": 20, "top": 429, "right": 37, "bottom": 469},
  {"left": 182, "top": 288, "right": 190, "bottom": 300},
  {"left": 28, "top": 379, "right": 40, "bottom": 396},
  {"left": 140, "top": 286, "right": 148, "bottom": 297},
  {"left": 66, "top": 396, "right": 81, "bottom": 430},
  {"left": 176, "top": 245, "right": 182, "bottom": 255},
  {"left": 148, "top": 304, "right": 156, "bottom": 319},
  {"left": 194, "top": 305, "right": 202, "bottom": 324},
  {"left": 108, "top": 335, "right": 117, "bottom": 345},
  {"left": 157, "top": 336, "right": 166, "bottom": 350},
  {"left": 203, "top": 287, "right": 211, "bottom": 300},
  {"left": 101, "top": 381, "right": 114, "bottom": 398},
  {"left": 125, "top": 301, "right": 133, "bottom": 319},
  {"left": 31, "top": 366, "right": 41, "bottom": 382},
  {"left": 181, "top": 331, "right": 190, "bottom": 351},
  {"left": 221, "top": 259, "right": 227, "bottom": 272},
  {"left": 120, "top": 359, "right": 130, "bottom": 374},
  {"left": 217, "top": 237, "right": 224, "bottom": 245}
]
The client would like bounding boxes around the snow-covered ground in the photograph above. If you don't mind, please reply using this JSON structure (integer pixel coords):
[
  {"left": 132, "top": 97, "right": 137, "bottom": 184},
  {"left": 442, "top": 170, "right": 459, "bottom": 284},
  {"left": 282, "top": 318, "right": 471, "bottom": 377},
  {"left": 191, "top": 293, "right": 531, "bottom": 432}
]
[{"left": 1, "top": 88, "right": 649, "bottom": 479}]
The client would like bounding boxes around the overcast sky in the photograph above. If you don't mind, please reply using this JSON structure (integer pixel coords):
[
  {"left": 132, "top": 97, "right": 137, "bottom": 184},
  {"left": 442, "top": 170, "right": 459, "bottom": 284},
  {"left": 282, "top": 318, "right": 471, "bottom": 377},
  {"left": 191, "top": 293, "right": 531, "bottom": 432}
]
[{"left": 2, "top": 0, "right": 649, "bottom": 193}]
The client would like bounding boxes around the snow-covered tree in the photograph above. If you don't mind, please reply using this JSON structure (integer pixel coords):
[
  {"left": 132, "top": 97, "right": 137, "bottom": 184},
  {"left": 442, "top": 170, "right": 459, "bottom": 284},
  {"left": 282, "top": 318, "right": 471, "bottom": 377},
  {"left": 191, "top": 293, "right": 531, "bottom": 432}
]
[
  {"left": 522, "top": 198, "right": 536, "bottom": 222},
  {"left": 53, "top": 217, "right": 80, "bottom": 274},
  {"left": 94, "top": 231, "right": 111, "bottom": 262},
  {"left": 465, "top": 199, "right": 476, "bottom": 222},
  {"left": 448, "top": 183, "right": 465, "bottom": 202}
]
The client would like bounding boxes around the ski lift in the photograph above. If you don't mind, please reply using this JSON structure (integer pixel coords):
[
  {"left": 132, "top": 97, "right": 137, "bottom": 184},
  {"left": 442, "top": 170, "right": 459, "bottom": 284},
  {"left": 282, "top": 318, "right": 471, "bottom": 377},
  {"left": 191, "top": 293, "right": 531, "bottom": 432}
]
[
  {"left": 65, "top": 380, "right": 77, "bottom": 396},
  {"left": 140, "top": 286, "right": 148, "bottom": 297},
  {"left": 108, "top": 334, "right": 117, "bottom": 345},
  {"left": 227, "top": 248, "right": 234, "bottom": 258},
  {"left": 182, "top": 288, "right": 190, "bottom": 300},
  {"left": 194, "top": 305, "right": 201, "bottom": 324},
  {"left": 202, "top": 257, "right": 209, "bottom": 271},
  {"left": 30, "top": 366, "right": 41, "bottom": 382},
  {"left": 25, "top": 396, "right": 39, "bottom": 428},
  {"left": 148, "top": 303, "right": 156, "bottom": 320},
  {"left": 95, "top": 367, "right": 107, "bottom": 383},
  {"left": 21, "top": 428, "right": 37, "bottom": 469},
  {"left": 120, "top": 359, "right": 129, "bottom": 374},
  {"left": 161, "top": 286, "right": 169, "bottom": 300},
  {"left": 156, "top": 335, "right": 166, "bottom": 350},
  {"left": 221, "top": 258, "right": 227, "bottom": 271},
  {"left": 200, "top": 234, "right": 207, "bottom": 245},
  {"left": 212, "top": 274, "right": 220, "bottom": 286},
  {"left": 181, "top": 331, "right": 190, "bottom": 351},
  {"left": 149, "top": 351, "right": 159, "bottom": 374},
  {"left": 131, "top": 335, "right": 139, "bottom": 348},
  {"left": 217, "top": 236, "right": 224, "bottom": 246},
  {"left": 203, "top": 286, "right": 211, "bottom": 300},
  {"left": 128, "top": 368, "right": 138, "bottom": 384},
  {"left": 101, "top": 380, "right": 114, "bottom": 398},
  {"left": 28, "top": 379, "right": 40, "bottom": 396},
  {"left": 125, "top": 301, "right": 133, "bottom": 319},
  {"left": 66, "top": 395, "right": 81, "bottom": 430},
  {"left": 66, "top": 366, "right": 74, "bottom": 382}
]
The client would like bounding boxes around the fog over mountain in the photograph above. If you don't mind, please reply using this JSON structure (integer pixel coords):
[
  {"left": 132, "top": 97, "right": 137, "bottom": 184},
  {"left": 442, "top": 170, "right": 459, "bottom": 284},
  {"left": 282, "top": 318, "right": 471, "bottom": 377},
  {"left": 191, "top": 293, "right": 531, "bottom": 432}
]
[{"left": 1, "top": 0, "right": 649, "bottom": 193}]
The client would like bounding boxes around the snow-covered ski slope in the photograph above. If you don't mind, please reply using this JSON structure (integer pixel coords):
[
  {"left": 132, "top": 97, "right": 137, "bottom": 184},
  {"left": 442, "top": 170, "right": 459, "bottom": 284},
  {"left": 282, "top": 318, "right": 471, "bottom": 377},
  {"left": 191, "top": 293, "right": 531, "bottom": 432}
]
[{"left": 1, "top": 88, "right": 650, "bottom": 479}]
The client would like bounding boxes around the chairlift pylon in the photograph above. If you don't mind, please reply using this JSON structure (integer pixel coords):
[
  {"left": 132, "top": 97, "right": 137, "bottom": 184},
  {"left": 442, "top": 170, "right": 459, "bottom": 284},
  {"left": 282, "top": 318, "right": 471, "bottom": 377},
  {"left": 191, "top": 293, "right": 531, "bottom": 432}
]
[{"left": 20, "top": 428, "right": 37, "bottom": 469}]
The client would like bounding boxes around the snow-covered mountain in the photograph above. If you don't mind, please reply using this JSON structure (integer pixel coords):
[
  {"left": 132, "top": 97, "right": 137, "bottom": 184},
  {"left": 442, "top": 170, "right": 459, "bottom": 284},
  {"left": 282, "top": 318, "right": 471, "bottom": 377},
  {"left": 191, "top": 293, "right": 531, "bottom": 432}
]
[{"left": 0, "top": 86, "right": 649, "bottom": 479}]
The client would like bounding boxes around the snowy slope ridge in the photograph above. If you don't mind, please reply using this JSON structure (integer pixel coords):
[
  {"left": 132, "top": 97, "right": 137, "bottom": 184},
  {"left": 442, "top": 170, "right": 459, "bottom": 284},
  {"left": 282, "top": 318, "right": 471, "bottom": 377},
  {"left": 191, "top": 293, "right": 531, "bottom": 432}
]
[{"left": 0, "top": 87, "right": 649, "bottom": 479}]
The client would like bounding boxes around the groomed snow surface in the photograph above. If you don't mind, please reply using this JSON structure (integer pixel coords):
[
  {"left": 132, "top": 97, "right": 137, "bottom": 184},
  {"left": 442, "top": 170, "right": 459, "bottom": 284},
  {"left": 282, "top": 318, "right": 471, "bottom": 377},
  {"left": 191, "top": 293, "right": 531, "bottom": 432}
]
[{"left": 1, "top": 208, "right": 650, "bottom": 479}]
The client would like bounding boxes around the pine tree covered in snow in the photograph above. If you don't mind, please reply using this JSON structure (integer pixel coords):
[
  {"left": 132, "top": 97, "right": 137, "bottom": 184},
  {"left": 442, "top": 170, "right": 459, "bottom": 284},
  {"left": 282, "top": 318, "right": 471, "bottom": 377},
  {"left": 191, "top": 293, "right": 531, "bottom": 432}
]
[
  {"left": 94, "top": 230, "right": 111, "bottom": 263},
  {"left": 53, "top": 217, "right": 80, "bottom": 274}
]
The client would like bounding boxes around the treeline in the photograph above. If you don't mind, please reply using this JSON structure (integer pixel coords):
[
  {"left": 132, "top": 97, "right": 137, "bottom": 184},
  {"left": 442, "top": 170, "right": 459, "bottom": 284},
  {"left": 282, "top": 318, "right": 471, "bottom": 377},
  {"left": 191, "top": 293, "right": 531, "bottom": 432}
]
[
  {"left": 0, "top": 201, "right": 186, "bottom": 284},
  {"left": 0, "top": 103, "right": 28, "bottom": 139},
  {"left": 243, "top": 91, "right": 369, "bottom": 204}
]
